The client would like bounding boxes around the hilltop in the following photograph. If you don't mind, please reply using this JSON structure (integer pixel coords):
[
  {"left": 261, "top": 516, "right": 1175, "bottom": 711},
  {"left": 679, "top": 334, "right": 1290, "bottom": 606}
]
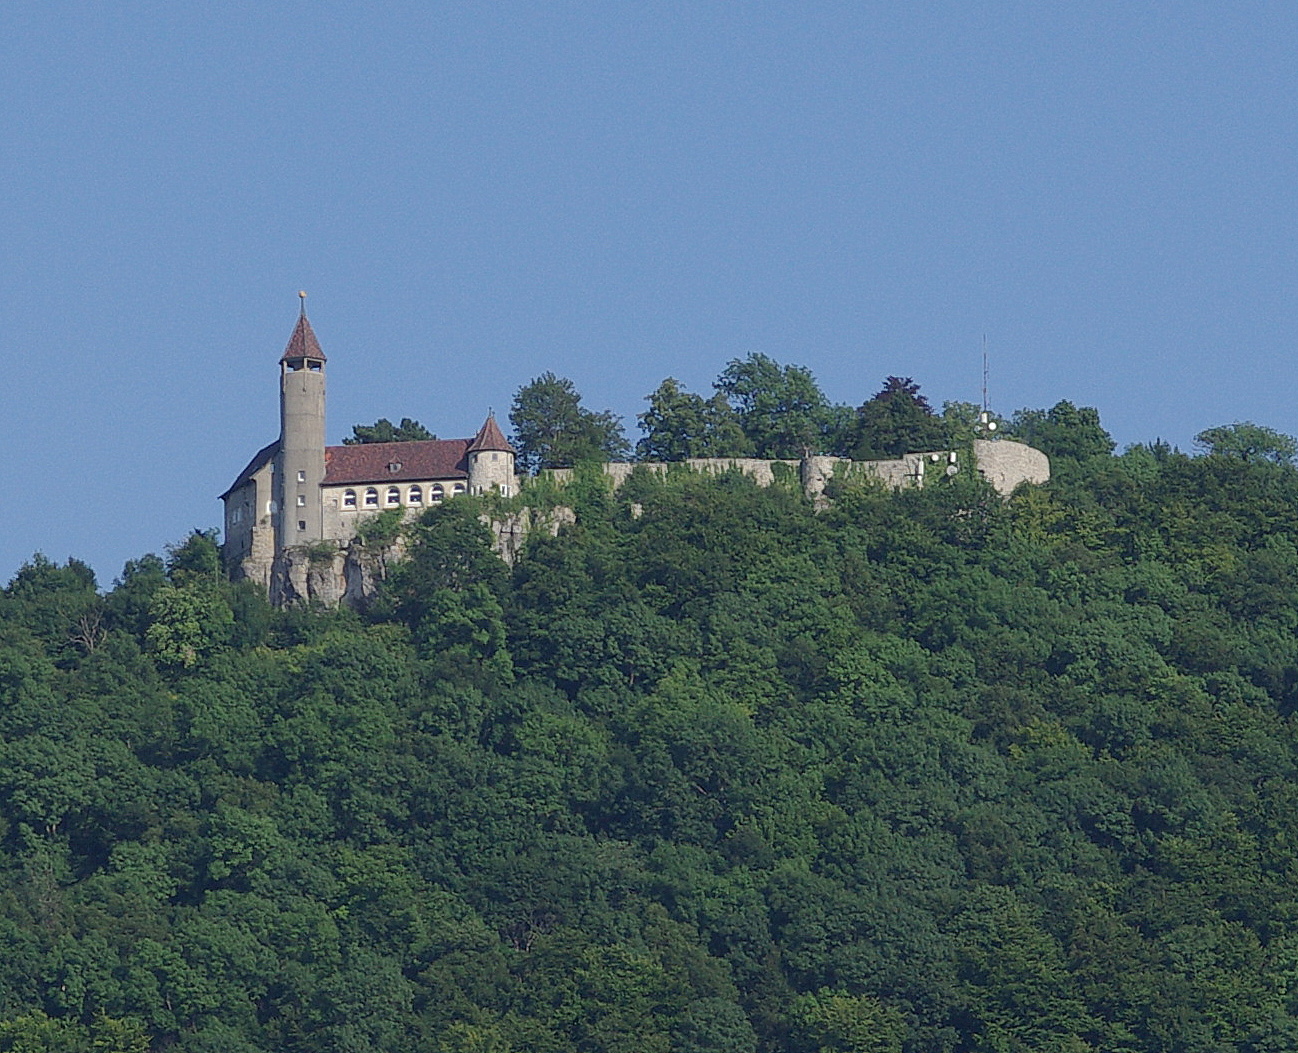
[{"left": 2, "top": 410, "right": 1298, "bottom": 1051}]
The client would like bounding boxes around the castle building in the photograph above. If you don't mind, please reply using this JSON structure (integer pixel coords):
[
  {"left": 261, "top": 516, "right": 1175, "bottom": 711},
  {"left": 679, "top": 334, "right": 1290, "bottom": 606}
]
[{"left": 220, "top": 309, "right": 518, "bottom": 589}]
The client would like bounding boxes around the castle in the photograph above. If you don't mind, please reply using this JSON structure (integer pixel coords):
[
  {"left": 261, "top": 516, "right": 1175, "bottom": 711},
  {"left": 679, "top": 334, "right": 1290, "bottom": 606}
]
[
  {"left": 222, "top": 311, "right": 1049, "bottom": 603},
  {"left": 220, "top": 307, "right": 519, "bottom": 597}
]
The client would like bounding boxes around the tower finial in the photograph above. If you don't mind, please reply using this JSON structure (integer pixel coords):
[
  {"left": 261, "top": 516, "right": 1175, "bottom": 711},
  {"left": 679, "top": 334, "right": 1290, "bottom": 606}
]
[{"left": 298, "top": 290, "right": 308, "bottom": 318}]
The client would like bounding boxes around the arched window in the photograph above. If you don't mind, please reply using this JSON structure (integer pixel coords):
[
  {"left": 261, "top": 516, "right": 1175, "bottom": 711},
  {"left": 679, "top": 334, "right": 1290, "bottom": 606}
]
[
  {"left": 386, "top": 486, "right": 401, "bottom": 506},
  {"left": 452, "top": 483, "right": 466, "bottom": 496},
  {"left": 364, "top": 488, "right": 379, "bottom": 507},
  {"left": 430, "top": 484, "right": 444, "bottom": 503},
  {"left": 343, "top": 490, "right": 357, "bottom": 509},
  {"left": 408, "top": 486, "right": 423, "bottom": 504}
]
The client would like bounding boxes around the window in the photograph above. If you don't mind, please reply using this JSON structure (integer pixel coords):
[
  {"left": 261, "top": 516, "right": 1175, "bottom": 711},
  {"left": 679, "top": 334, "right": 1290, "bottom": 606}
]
[
  {"left": 296, "top": 494, "right": 306, "bottom": 506},
  {"left": 386, "top": 486, "right": 401, "bottom": 505},
  {"left": 452, "top": 483, "right": 466, "bottom": 496},
  {"left": 297, "top": 470, "right": 306, "bottom": 483},
  {"left": 364, "top": 488, "right": 378, "bottom": 507},
  {"left": 387, "top": 462, "right": 402, "bottom": 473},
  {"left": 491, "top": 452, "right": 498, "bottom": 461},
  {"left": 430, "top": 485, "right": 444, "bottom": 503},
  {"left": 343, "top": 490, "right": 357, "bottom": 508},
  {"left": 409, "top": 486, "right": 422, "bottom": 504},
  {"left": 298, "top": 520, "right": 307, "bottom": 531}
]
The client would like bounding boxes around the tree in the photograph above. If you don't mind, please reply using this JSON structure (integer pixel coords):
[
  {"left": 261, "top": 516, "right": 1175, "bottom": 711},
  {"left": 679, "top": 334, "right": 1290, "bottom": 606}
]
[
  {"left": 1193, "top": 422, "right": 1298, "bottom": 465},
  {"left": 848, "top": 377, "right": 949, "bottom": 459},
  {"left": 165, "top": 530, "right": 222, "bottom": 584},
  {"left": 343, "top": 418, "right": 435, "bottom": 445},
  {"left": 1008, "top": 401, "right": 1114, "bottom": 462},
  {"left": 509, "top": 372, "right": 629, "bottom": 473},
  {"left": 714, "top": 354, "right": 849, "bottom": 458},
  {"left": 636, "top": 378, "right": 751, "bottom": 461}
]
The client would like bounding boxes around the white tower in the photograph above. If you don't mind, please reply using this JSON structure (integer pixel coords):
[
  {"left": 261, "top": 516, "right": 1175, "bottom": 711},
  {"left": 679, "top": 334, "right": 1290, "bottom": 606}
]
[{"left": 466, "top": 413, "right": 518, "bottom": 496}]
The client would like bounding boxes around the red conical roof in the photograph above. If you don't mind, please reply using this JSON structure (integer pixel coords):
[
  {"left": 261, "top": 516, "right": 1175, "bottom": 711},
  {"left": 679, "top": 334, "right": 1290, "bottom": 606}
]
[
  {"left": 467, "top": 413, "right": 513, "bottom": 453},
  {"left": 281, "top": 314, "right": 326, "bottom": 363}
]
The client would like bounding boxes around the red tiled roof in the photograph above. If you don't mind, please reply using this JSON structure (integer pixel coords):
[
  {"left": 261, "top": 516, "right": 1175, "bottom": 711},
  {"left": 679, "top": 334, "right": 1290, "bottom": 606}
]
[
  {"left": 219, "top": 439, "right": 279, "bottom": 499},
  {"left": 281, "top": 315, "right": 326, "bottom": 363},
  {"left": 323, "top": 439, "right": 471, "bottom": 485},
  {"left": 467, "top": 414, "right": 514, "bottom": 453}
]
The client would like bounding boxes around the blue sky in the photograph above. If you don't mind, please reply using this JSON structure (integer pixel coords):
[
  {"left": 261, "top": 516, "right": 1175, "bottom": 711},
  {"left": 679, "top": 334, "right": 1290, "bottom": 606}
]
[{"left": 3, "top": 2, "right": 1295, "bottom": 584}]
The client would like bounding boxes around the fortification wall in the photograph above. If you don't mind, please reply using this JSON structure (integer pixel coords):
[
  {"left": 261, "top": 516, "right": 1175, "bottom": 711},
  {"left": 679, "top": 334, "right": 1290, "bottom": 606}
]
[{"left": 544, "top": 441, "right": 1044, "bottom": 498}]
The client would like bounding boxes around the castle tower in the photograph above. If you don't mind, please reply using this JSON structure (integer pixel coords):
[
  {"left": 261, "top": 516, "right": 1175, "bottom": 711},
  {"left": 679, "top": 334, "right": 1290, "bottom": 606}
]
[
  {"left": 275, "top": 298, "right": 327, "bottom": 548},
  {"left": 466, "top": 413, "right": 518, "bottom": 496}
]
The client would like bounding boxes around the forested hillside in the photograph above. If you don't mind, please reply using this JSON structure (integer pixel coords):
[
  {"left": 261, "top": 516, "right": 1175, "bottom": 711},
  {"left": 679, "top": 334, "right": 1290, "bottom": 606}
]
[{"left": 6, "top": 416, "right": 1298, "bottom": 1052}]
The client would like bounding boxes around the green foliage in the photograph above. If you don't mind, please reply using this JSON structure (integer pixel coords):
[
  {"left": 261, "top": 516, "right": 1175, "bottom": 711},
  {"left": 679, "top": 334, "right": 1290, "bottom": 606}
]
[
  {"left": 165, "top": 530, "right": 223, "bottom": 584},
  {"left": 1007, "top": 400, "right": 1115, "bottom": 463},
  {"left": 637, "top": 378, "right": 752, "bottom": 461},
  {"left": 848, "top": 376, "right": 949, "bottom": 459},
  {"left": 714, "top": 354, "right": 850, "bottom": 458},
  {"left": 342, "top": 417, "right": 436, "bottom": 444},
  {"left": 8, "top": 422, "right": 1298, "bottom": 1050},
  {"left": 1194, "top": 421, "right": 1298, "bottom": 465},
  {"left": 355, "top": 507, "right": 405, "bottom": 549},
  {"left": 510, "top": 372, "right": 630, "bottom": 473}
]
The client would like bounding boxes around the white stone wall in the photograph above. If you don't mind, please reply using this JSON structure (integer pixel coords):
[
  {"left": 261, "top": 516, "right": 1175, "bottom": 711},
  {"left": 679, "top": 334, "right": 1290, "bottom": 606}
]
[
  {"left": 468, "top": 450, "right": 519, "bottom": 496},
  {"left": 973, "top": 439, "right": 1050, "bottom": 494},
  {"left": 544, "top": 442, "right": 1047, "bottom": 499}
]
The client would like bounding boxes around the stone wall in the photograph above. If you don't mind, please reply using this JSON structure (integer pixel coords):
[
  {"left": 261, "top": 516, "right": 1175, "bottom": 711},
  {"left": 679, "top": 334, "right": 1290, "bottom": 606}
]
[{"left": 544, "top": 440, "right": 1045, "bottom": 499}]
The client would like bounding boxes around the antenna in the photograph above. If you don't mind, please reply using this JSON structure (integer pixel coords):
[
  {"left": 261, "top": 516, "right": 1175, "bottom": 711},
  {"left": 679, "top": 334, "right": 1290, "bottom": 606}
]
[
  {"left": 978, "top": 333, "right": 998, "bottom": 438},
  {"left": 981, "top": 332, "right": 988, "bottom": 415}
]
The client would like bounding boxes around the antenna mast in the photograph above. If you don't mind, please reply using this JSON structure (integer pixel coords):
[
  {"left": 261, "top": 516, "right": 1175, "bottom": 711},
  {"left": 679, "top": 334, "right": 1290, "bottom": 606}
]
[
  {"left": 982, "top": 333, "right": 989, "bottom": 415},
  {"left": 977, "top": 334, "right": 998, "bottom": 438}
]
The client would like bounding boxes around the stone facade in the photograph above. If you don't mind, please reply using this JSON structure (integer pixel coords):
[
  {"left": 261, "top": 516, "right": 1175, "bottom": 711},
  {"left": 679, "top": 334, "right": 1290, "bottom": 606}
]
[{"left": 220, "top": 314, "right": 519, "bottom": 594}]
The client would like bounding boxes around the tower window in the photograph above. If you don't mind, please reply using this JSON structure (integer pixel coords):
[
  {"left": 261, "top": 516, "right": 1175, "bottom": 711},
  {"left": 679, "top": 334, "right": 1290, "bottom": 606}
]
[
  {"left": 309, "top": 361, "right": 322, "bottom": 372},
  {"left": 492, "top": 452, "right": 498, "bottom": 461},
  {"left": 298, "top": 520, "right": 307, "bottom": 531},
  {"left": 343, "top": 490, "right": 357, "bottom": 508},
  {"left": 386, "top": 486, "right": 401, "bottom": 505},
  {"left": 364, "top": 488, "right": 378, "bottom": 507},
  {"left": 409, "top": 486, "right": 423, "bottom": 504},
  {"left": 296, "top": 494, "right": 306, "bottom": 506},
  {"left": 297, "top": 471, "right": 306, "bottom": 483}
]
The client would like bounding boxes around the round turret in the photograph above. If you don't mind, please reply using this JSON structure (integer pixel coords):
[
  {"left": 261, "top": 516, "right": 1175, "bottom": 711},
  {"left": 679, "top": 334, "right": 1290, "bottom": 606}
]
[{"left": 466, "top": 414, "right": 517, "bottom": 496}]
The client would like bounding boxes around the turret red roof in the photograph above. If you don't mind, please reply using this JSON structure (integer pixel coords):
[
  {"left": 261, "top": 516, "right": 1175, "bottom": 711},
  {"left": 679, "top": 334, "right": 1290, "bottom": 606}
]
[
  {"left": 281, "top": 314, "right": 326, "bottom": 363},
  {"left": 467, "top": 414, "right": 514, "bottom": 453}
]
